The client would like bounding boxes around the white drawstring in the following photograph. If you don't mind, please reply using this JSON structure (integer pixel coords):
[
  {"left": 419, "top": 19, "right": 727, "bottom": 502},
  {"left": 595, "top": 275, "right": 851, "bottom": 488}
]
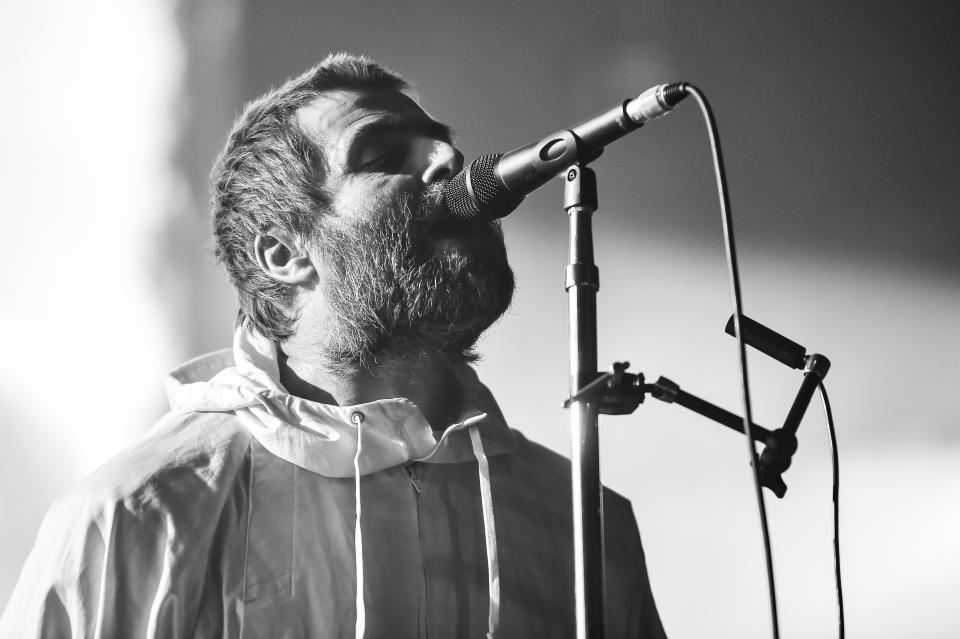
[
  {"left": 469, "top": 425, "right": 500, "bottom": 639},
  {"left": 352, "top": 411, "right": 366, "bottom": 639}
]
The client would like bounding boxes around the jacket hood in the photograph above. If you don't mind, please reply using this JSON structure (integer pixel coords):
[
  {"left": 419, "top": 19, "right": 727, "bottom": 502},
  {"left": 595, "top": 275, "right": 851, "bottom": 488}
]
[{"left": 163, "top": 326, "right": 517, "bottom": 478}]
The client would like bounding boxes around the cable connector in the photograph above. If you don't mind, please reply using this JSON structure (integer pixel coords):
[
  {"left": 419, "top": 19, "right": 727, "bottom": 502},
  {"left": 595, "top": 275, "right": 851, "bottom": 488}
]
[{"left": 626, "top": 82, "right": 689, "bottom": 123}]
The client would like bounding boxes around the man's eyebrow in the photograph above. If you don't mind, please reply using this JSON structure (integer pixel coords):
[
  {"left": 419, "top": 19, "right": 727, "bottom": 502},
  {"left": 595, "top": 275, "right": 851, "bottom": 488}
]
[{"left": 344, "top": 115, "right": 454, "bottom": 151}]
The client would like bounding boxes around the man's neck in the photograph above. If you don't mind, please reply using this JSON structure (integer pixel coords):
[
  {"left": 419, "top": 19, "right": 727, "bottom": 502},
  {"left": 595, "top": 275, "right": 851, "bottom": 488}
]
[{"left": 277, "top": 346, "right": 464, "bottom": 432}]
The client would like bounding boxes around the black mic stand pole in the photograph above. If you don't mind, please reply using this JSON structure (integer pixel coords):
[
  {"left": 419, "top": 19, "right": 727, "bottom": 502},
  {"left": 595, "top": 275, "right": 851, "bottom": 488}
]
[{"left": 564, "top": 163, "right": 605, "bottom": 639}]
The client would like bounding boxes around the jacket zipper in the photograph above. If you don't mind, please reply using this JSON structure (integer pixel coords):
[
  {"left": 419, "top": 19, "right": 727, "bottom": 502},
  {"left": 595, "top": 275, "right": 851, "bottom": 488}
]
[
  {"left": 405, "top": 463, "right": 428, "bottom": 637},
  {"left": 405, "top": 463, "right": 423, "bottom": 494}
]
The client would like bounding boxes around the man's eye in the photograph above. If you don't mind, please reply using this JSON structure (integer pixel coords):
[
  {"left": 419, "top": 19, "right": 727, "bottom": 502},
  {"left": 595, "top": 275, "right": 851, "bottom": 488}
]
[
  {"left": 361, "top": 156, "right": 390, "bottom": 170},
  {"left": 359, "top": 148, "right": 405, "bottom": 172}
]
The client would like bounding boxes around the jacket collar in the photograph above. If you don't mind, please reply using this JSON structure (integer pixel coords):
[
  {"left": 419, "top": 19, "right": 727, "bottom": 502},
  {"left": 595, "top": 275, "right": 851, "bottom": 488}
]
[{"left": 164, "top": 326, "right": 516, "bottom": 477}]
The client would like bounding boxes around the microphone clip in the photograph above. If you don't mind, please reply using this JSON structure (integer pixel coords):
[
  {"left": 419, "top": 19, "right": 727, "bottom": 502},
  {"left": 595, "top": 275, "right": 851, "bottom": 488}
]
[{"left": 756, "top": 352, "right": 831, "bottom": 497}]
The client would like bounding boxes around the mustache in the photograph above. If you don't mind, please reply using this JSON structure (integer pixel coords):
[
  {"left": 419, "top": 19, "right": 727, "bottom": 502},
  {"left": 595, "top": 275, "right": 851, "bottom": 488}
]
[{"left": 416, "top": 180, "right": 505, "bottom": 242}]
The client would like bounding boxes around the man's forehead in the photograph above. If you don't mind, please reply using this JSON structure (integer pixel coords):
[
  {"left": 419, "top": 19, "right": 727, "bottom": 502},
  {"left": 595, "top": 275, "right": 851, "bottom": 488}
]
[{"left": 294, "top": 88, "right": 440, "bottom": 148}]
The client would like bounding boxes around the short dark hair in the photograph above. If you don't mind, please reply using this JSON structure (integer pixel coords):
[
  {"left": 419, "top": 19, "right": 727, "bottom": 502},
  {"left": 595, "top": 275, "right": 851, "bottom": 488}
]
[{"left": 211, "top": 53, "right": 407, "bottom": 342}]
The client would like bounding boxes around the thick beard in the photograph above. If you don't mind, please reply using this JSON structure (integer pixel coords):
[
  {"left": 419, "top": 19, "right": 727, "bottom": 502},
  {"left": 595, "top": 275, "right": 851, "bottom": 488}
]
[{"left": 314, "top": 184, "right": 515, "bottom": 375}]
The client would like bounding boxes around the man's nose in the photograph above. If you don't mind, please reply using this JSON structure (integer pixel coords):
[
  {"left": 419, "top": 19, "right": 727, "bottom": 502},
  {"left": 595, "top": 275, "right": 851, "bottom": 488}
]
[{"left": 421, "top": 140, "right": 464, "bottom": 184}]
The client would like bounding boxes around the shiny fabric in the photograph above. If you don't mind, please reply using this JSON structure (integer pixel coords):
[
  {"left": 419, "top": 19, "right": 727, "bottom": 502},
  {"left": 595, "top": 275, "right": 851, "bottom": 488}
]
[{"left": 1, "top": 328, "right": 666, "bottom": 638}]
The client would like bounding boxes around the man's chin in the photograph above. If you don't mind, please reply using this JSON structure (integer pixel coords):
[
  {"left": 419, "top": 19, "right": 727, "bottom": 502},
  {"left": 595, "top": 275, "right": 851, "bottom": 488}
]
[
  {"left": 426, "top": 226, "right": 509, "bottom": 266},
  {"left": 428, "top": 236, "right": 465, "bottom": 253},
  {"left": 427, "top": 235, "right": 492, "bottom": 262}
]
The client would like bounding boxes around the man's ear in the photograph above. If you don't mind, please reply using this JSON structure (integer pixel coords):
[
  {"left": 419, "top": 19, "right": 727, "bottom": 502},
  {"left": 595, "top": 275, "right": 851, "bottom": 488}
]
[{"left": 254, "top": 228, "right": 317, "bottom": 285}]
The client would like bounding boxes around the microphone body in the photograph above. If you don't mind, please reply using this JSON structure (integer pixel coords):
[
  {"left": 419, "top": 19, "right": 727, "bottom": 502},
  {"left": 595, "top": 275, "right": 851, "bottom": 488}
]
[
  {"left": 725, "top": 314, "right": 808, "bottom": 370},
  {"left": 445, "top": 83, "right": 688, "bottom": 220}
]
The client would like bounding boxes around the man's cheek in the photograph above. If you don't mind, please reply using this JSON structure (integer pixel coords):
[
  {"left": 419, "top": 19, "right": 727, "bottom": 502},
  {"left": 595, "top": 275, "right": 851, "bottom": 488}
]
[{"left": 330, "top": 178, "right": 406, "bottom": 226}]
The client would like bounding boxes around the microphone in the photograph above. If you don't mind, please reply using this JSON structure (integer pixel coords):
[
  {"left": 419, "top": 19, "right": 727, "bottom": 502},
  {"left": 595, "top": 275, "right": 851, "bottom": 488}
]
[
  {"left": 722, "top": 314, "right": 832, "bottom": 497},
  {"left": 444, "top": 82, "right": 688, "bottom": 220}
]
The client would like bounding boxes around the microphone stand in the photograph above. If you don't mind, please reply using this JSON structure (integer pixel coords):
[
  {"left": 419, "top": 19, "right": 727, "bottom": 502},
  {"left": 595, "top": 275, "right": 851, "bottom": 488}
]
[{"left": 564, "top": 163, "right": 605, "bottom": 639}]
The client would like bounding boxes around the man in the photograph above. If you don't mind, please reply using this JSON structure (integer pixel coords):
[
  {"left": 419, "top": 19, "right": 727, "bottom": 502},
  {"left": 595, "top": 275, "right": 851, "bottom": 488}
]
[{"left": 1, "top": 53, "right": 666, "bottom": 638}]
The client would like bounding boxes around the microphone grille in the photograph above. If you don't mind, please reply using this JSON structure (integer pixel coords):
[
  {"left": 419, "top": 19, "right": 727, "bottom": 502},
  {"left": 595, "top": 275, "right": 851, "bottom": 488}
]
[
  {"left": 468, "top": 153, "right": 503, "bottom": 211},
  {"left": 444, "top": 153, "right": 523, "bottom": 221},
  {"left": 444, "top": 162, "right": 483, "bottom": 220}
]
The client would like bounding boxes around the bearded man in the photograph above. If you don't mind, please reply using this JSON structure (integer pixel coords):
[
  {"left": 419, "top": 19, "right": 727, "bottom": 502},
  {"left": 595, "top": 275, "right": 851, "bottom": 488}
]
[{"left": 0, "top": 54, "right": 666, "bottom": 638}]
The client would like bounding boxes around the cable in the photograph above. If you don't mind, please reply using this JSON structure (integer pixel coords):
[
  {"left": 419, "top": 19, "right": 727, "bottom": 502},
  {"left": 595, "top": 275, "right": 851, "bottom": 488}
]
[
  {"left": 818, "top": 381, "right": 845, "bottom": 638},
  {"left": 684, "top": 84, "right": 780, "bottom": 639}
]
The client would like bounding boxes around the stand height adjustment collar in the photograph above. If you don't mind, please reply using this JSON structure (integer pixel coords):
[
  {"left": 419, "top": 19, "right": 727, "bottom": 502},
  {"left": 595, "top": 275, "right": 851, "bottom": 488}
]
[{"left": 565, "top": 264, "right": 600, "bottom": 290}]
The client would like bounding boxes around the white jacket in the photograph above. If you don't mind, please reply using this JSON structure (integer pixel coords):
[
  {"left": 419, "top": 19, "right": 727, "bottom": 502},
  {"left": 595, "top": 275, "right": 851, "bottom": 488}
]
[{"left": 1, "top": 327, "right": 666, "bottom": 638}]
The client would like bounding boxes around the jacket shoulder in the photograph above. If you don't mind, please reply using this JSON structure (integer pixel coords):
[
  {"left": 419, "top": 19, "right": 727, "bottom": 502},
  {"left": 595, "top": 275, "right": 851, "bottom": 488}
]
[
  {"left": 497, "top": 429, "right": 667, "bottom": 638},
  {"left": 503, "top": 429, "right": 633, "bottom": 511},
  {"left": 73, "top": 410, "right": 255, "bottom": 517}
]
